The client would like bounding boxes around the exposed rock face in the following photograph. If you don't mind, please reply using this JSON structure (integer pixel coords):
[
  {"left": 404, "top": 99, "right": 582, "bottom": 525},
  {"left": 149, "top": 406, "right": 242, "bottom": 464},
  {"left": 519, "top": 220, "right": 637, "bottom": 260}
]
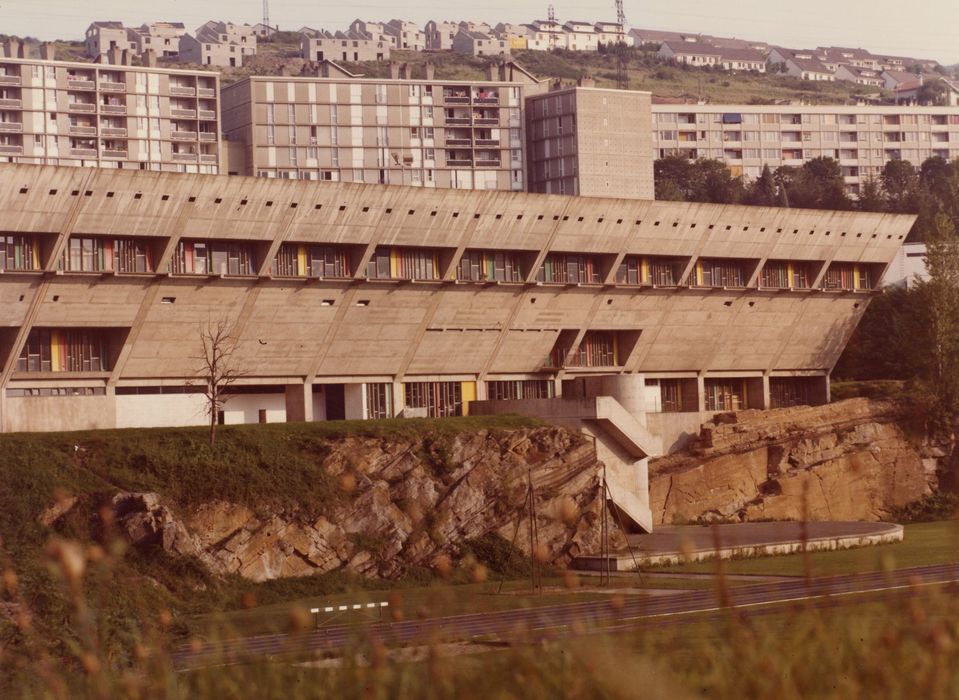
[
  {"left": 649, "top": 398, "right": 941, "bottom": 525},
  {"left": 110, "top": 427, "right": 612, "bottom": 582}
]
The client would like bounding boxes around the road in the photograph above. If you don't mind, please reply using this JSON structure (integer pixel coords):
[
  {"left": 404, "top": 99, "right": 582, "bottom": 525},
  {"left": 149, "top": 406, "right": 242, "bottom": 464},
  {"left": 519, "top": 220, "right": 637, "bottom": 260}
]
[{"left": 172, "top": 563, "right": 959, "bottom": 669}]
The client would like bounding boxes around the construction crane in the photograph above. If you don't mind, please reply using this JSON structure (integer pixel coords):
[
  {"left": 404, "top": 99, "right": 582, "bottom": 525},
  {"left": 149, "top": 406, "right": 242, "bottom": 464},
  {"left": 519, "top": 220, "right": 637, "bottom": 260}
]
[{"left": 614, "top": 0, "right": 629, "bottom": 89}]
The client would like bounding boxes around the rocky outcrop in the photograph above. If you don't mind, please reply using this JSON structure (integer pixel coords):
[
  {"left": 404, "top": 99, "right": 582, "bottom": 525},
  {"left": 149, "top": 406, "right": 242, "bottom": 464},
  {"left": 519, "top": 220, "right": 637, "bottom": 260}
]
[
  {"left": 106, "top": 427, "right": 613, "bottom": 582},
  {"left": 650, "top": 398, "right": 942, "bottom": 525}
]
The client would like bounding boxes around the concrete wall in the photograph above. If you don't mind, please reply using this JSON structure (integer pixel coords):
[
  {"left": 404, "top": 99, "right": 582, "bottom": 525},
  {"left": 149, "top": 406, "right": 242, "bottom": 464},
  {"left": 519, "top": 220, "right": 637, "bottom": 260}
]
[
  {"left": 222, "top": 393, "right": 286, "bottom": 424},
  {"left": 115, "top": 393, "right": 208, "bottom": 429},
  {"left": 6, "top": 395, "right": 117, "bottom": 433}
]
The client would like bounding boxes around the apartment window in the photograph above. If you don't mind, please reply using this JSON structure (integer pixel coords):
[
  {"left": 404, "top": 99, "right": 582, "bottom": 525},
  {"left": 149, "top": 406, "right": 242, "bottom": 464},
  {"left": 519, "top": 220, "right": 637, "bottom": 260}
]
[
  {"left": 697, "top": 259, "right": 747, "bottom": 287},
  {"left": 561, "top": 331, "right": 617, "bottom": 368},
  {"left": 704, "top": 379, "right": 747, "bottom": 411},
  {"left": 273, "top": 243, "right": 351, "bottom": 278},
  {"left": 770, "top": 377, "right": 813, "bottom": 408},
  {"left": 760, "top": 261, "right": 811, "bottom": 289},
  {"left": 457, "top": 249, "right": 524, "bottom": 282},
  {"left": 266, "top": 104, "right": 274, "bottom": 124},
  {"left": 17, "top": 329, "right": 109, "bottom": 373},
  {"left": 486, "top": 380, "right": 554, "bottom": 401},
  {"left": 366, "top": 246, "right": 439, "bottom": 280},
  {"left": 404, "top": 381, "right": 463, "bottom": 417},
  {"left": 0, "top": 234, "right": 41, "bottom": 271},
  {"left": 366, "top": 383, "right": 393, "bottom": 419},
  {"left": 536, "top": 253, "right": 602, "bottom": 284},
  {"left": 61, "top": 237, "right": 153, "bottom": 273},
  {"left": 172, "top": 241, "right": 255, "bottom": 276},
  {"left": 266, "top": 125, "right": 275, "bottom": 145}
]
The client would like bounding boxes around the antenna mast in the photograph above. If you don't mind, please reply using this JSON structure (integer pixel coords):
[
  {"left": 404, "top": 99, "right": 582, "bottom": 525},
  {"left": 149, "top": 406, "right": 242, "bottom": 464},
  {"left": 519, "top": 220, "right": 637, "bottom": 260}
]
[
  {"left": 548, "top": 4, "right": 557, "bottom": 51},
  {"left": 615, "top": 0, "right": 629, "bottom": 89},
  {"left": 263, "top": 0, "right": 271, "bottom": 30}
]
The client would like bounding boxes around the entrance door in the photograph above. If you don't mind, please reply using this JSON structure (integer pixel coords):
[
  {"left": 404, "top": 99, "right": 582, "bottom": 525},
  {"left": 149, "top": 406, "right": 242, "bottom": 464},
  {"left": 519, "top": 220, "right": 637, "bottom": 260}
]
[{"left": 325, "top": 384, "right": 345, "bottom": 420}]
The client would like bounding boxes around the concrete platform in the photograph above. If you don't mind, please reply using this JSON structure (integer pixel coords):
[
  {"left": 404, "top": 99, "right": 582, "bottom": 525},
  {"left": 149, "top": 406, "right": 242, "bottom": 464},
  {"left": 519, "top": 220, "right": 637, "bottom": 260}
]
[{"left": 572, "top": 521, "right": 904, "bottom": 571}]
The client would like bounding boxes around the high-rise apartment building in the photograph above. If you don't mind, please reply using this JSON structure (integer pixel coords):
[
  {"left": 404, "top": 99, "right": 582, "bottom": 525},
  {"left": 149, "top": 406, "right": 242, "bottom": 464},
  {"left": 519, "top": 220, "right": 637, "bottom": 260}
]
[
  {"left": 0, "top": 55, "right": 221, "bottom": 173},
  {"left": 651, "top": 104, "right": 959, "bottom": 195},
  {"left": 220, "top": 63, "right": 547, "bottom": 189},
  {"left": 526, "top": 87, "right": 654, "bottom": 199}
]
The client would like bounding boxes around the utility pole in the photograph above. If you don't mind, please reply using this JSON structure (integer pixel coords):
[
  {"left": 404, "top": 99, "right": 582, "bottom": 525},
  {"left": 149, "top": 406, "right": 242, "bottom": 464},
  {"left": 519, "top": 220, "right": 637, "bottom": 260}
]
[
  {"left": 548, "top": 4, "right": 557, "bottom": 52},
  {"left": 614, "top": 0, "right": 629, "bottom": 90}
]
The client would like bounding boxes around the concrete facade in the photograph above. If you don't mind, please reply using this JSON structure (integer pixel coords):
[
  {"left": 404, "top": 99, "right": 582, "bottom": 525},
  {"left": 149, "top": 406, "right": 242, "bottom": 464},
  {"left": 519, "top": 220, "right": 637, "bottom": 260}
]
[
  {"left": 220, "top": 65, "right": 547, "bottom": 189},
  {"left": 526, "top": 87, "right": 655, "bottom": 199},
  {"left": 652, "top": 104, "right": 959, "bottom": 195},
  {"left": 128, "top": 23, "right": 187, "bottom": 58},
  {"left": 0, "top": 162, "right": 911, "bottom": 438},
  {"left": 300, "top": 31, "right": 391, "bottom": 63},
  {"left": 451, "top": 31, "right": 510, "bottom": 58},
  {"left": 384, "top": 20, "right": 426, "bottom": 51},
  {"left": 84, "top": 22, "right": 136, "bottom": 59},
  {"left": 881, "top": 242, "right": 928, "bottom": 289},
  {"left": 0, "top": 56, "right": 220, "bottom": 174}
]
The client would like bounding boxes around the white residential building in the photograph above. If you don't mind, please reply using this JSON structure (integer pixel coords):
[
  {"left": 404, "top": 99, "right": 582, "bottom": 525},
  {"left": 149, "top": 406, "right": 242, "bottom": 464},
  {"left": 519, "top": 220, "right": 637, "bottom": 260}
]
[{"left": 385, "top": 20, "right": 426, "bottom": 51}]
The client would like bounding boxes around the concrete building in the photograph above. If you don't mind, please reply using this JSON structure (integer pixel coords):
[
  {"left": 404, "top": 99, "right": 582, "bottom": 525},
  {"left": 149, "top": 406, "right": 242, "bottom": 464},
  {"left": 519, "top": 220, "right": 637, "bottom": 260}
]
[
  {"left": 220, "top": 63, "right": 546, "bottom": 189},
  {"left": 127, "top": 22, "right": 187, "bottom": 57},
  {"left": 561, "top": 21, "right": 599, "bottom": 52},
  {"left": 179, "top": 21, "right": 257, "bottom": 68},
  {"left": 348, "top": 21, "right": 394, "bottom": 46},
  {"left": 0, "top": 162, "right": 911, "bottom": 528},
  {"left": 0, "top": 54, "right": 220, "bottom": 174},
  {"left": 658, "top": 41, "right": 722, "bottom": 67},
  {"left": 84, "top": 21, "right": 136, "bottom": 59},
  {"left": 651, "top": 104, "right": 959, "bottom": 195},
  {"left": 451, "top": 31, "right": 510, "bottom": 58},
  {"left": 425, "top": 21, "right": 460, "bottom": 51},
  {"left": 384, "top": 20, "right": 426, "bottom": 51},
  {"left": 527, "top": 87, "right": 655, "bottom": 199},
  {"left": 300, "top": 30, "right": 391, "bottom": 63},
  {"left": 881, "top": 242, "right": 928, "bottom": 288}
]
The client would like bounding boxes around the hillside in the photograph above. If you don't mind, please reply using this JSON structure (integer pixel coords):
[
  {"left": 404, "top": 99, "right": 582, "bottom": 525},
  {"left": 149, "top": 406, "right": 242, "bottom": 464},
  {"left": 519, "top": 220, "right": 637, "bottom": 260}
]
[{"left": 4, "top": 34, "right": 893, "bottom": 103}]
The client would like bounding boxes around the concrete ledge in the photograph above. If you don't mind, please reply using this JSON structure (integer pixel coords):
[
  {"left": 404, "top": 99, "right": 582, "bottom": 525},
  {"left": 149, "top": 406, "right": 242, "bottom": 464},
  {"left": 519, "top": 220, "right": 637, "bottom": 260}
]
[{"left": 572, "top": 521, "right": 904, "bottom": 571}]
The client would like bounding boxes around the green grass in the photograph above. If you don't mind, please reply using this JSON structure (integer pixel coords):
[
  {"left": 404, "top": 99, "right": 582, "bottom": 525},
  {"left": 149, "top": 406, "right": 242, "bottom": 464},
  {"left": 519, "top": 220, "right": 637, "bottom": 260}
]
[{"left": 655, "top": 521, "right": 959, "bottom": 577}]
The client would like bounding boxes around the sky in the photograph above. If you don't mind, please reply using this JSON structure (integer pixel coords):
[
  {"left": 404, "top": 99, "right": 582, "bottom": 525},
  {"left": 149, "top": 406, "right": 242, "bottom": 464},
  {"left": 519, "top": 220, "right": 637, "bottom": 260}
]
[{"left": 1, "top": 0, "right": 957, "bottom": 65}]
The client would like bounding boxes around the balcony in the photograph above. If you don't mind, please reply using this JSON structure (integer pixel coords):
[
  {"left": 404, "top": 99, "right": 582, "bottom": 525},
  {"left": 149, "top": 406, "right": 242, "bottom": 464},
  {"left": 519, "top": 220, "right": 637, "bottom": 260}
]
[
  {"left": 443, "top": 95, "right": 470, "bottom": 104},
  {"left": 197, "top": 87, "right": 215, "bottom": 98},
  {"left": 101, "top": 104, "right": 127, "bottom": 115},
  {"left": 67, "top": 78, "right": 96, "bottom": 90},
  {"left": 445, "top": 117, "right": 471, "bottom": 125},
  {"left": 99, "top": 81, "right": 126, "bottom": 92},
  {"left": 446, "top": 137, "right": 471, "bottom": 146},
  {"left": 68, "top": 103, "right": 96, "bottom": 113},
  {"left": 0, "top": 98, "right": 21, "bottom": 108},
  {"left": 100, "top": 127, "right": 127, "bottom": 137},
  {"left": 473, "top": 117, "right": 499, "bottom": 126},
  {"left": 170, "top": 86, "right": 196, "bottom": 97},
  {"left": 473, "top": 95, "right": 500, "bottom": 104},
  {"left": 0, "top": 144, "right": 22, "bottom": 155},
  {"left": 198, "top": 132, "right": 217, "bottom": 142},
  {"left": 474, "top": 138, "right": 500, "bottom": 147},
  {"left": 198, "top": 109, "right": 216, "bottom": 121},
  {"left": 0, "top": 75, "right": 21, "bottom": 86},
  {"left": 172, "top": 152, "right": 196, "bottom": 161},
  {"left": 171, "top": 108, "right": 196, "bottom": 119},
  {"left": 446, "top": 158, "right": 473, "bottom": 166},
  {"left": 70, "top": 148, "right": 98, "bottom": 157},
  {"left": 102, "top": 149, "right": 128, "bottom": 159},
  {"left": 68, "top": 125, "right": 97, "bottom": 136},
  {"left": 200, "top": 154, "right": 218, "bottom": 164},
  {"left": 172, "top": 131, "right": 198, "bottom": 141},
  {"left": 475, "top": 158, "right": 501, "bottom": 167},
  {"left": 0, "top": 122, "right": 22, "bottom": 133}
]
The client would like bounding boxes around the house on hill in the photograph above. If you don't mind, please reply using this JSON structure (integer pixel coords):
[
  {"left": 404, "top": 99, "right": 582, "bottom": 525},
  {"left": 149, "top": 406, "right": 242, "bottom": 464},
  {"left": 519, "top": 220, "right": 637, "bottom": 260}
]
[
  {"left": 179, "top": 21, "right": 257, "bottom": 67},
  {"left": 85, "top": 21, "right": 135, "bottom": 58}
]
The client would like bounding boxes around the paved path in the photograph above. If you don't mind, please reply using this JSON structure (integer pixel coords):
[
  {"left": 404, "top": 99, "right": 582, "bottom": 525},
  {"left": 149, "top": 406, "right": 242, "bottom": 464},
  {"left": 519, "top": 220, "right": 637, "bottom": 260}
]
[{"left": 172, "top": 562, "right": 959, "bottom": 670}]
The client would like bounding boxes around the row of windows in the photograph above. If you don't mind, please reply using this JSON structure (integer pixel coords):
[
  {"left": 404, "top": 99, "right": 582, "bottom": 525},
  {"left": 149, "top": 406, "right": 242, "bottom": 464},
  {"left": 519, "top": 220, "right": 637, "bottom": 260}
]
[
  {"left": 1, "top": 234, "right": 882, "bottom": 291},
  {"left": 17, "top": 329, "right": 110, "bottom": 373},
  {"left": 656, "top": 112, "right": 959, "bottom": 126}
]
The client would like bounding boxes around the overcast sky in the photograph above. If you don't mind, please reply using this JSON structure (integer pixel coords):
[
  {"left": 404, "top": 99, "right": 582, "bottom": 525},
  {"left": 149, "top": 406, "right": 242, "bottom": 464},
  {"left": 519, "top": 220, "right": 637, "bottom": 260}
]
[{"left": 2, "top": 0, "right": 957, "bottom": 64}]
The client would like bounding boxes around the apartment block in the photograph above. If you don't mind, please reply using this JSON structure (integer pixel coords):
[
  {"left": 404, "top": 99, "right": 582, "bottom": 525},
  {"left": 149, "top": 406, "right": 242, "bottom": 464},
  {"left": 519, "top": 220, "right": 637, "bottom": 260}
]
[
  {"left": 84, "top": 21, "right": 136, "bottom": 59},
  {"left": 220, "top": 63, "right": 546, "bottom": 189},
  {"left": 179, "top": 21, "right": 257, "bottom": 68},
  {"left": 526, "top": 87, "right": 654, "bottom": 199},
  {"left": 127, "top": 22, "right": 187, "bottom": 58},
  {"left": 652, "top": 104, "right": 959, "bottom": 195},
  {"left": 0, "top": 55, "right": 220, "bottom": 173},
  {"left": 301, "top": 30, "right": 391, "bottom": 63},
  {"left": 384, "top": 20, "right": 426, "bottom": 51}
]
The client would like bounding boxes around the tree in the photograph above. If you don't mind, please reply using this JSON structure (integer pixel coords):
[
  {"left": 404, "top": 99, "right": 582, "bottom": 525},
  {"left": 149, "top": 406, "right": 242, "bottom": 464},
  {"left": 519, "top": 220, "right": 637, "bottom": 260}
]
[
  {"left": 653, "top": 155, "right": 692, "bottom": 200},
  {"left": 197, "top": 319, "right": 245, "bottom": 446},
  {"left": 857, "top": 177, "right": 885, "bottom": 212},
  {"left": 881, "top": 159, "right": 919, "bottom": 212},
  {"left": 917, "top": 213, "right": 959, "bottom": 424},
  {"left": 745, "top": 164, "right": 778, "bottom": 206}
]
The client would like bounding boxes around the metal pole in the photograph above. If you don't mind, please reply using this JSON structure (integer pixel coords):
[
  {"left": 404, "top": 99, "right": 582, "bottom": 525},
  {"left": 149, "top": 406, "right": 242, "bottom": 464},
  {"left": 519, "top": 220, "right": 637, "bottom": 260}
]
[
  {"left": 527, "top": 470, "right": 537, "bottom": 593},
  {"left": 497, "top": 486, "right": 529, "bottom": 595}
]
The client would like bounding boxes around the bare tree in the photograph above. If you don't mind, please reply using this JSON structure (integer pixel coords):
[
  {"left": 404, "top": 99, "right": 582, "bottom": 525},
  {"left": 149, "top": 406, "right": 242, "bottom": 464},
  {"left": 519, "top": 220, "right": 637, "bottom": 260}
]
[{"left": 197, "top": 319, "right": 244, "bottom": 446}]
